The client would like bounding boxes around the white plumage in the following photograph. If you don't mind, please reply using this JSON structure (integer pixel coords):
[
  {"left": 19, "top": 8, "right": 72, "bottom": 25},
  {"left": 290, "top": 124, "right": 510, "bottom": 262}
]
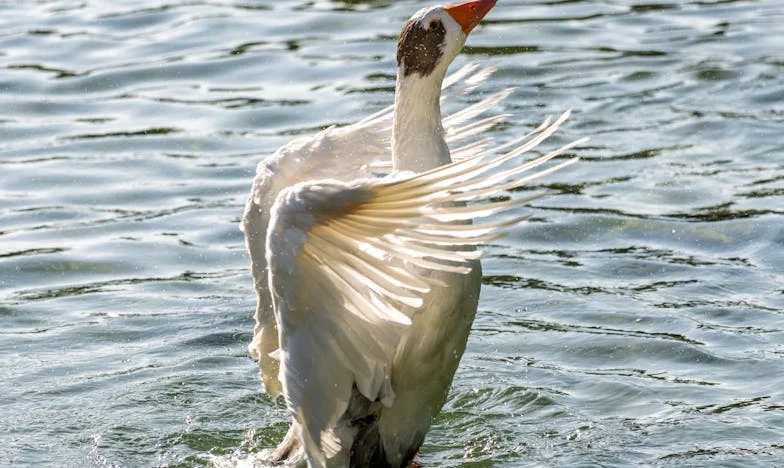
[
  {"left": 240, "top": 1, "right": 584, "bottom": 467},
  {"left": 241, "top": 63, "right": 517, "bottom": 401}
]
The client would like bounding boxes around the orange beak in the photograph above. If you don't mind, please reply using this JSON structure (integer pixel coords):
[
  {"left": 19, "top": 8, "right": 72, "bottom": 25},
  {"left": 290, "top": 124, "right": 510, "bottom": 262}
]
[{"left": 445, "top": 0, "right": 497, "bottom": 35}]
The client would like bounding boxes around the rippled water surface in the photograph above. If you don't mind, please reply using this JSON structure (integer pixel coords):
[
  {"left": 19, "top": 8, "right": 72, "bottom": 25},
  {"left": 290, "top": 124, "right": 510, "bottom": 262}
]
[{"left": 2, "top": 0, "right": 783, "bottom": 466}]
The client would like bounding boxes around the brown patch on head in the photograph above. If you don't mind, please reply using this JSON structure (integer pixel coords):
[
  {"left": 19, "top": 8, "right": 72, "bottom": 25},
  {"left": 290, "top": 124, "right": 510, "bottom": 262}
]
[{"left": 397, "top": 17, "right": 447, "bottom": 77}]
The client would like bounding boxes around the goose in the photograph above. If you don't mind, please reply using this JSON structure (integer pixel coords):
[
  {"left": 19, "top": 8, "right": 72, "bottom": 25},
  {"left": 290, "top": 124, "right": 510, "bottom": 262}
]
[{"left": 240, "top": 1, "right": 584, "bottom": 466}]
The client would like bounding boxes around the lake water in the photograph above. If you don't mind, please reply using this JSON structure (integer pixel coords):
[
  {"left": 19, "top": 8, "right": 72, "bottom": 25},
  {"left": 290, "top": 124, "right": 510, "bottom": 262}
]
[{"left": 1, "top": 0, "right": 783, "bottom": 466}]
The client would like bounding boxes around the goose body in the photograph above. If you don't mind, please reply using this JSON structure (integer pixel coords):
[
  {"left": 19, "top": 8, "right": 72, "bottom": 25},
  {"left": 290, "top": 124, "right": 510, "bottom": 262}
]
[{"left": 240, "top": 1, "right": 583, "bottom": 466}]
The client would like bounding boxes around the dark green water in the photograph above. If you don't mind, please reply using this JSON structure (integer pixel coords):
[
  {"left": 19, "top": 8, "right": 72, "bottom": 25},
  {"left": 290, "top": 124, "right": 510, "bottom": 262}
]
[{"left": 1, "top": 1, "right": 782, "bottom": 466}]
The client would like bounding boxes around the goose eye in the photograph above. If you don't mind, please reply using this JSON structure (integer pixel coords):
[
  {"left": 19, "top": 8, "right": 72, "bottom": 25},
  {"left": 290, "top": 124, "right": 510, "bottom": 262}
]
[{"left": 429, "top": 20, "right": 440, "bottom": 30}]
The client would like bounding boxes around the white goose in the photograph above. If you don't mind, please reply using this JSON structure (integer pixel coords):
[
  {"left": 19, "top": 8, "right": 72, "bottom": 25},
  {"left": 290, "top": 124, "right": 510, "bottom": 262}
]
[{"left": 240, "top": 1, "right": 584, "bottom": 466}]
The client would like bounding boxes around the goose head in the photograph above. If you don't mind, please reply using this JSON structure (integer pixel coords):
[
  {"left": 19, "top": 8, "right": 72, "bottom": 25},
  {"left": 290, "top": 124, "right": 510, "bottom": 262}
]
[
  {"left": 393, "top": 0, "right": 497, "bottom": 172},
  {"left": 397, "top": 0, "right": 497, "bottom": 79}
]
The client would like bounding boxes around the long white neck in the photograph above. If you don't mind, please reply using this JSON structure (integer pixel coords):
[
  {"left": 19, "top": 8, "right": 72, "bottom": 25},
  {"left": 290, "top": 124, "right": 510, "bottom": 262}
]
[{"left": 392, "top": 67, "right": 451, "bottom": 172}]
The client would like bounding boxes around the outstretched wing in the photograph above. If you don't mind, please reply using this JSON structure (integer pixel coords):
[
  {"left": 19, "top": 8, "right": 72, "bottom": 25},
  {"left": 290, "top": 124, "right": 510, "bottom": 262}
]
[
  {"left": 241, "top": 64, "right": 513, "bottom": 398},
  {"left": 266, "top": 111, "right": 586, "bottom": 467}
]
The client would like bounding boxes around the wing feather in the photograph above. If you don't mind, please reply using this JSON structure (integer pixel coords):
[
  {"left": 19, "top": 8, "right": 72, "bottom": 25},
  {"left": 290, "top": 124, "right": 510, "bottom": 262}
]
[
  {"left": 313, "top": 239, "right": 429, "bottom": 306},
  {"left": 245, "top": 66, "right": 499, "bottom": 300},
  {"left": 266, "top": 111, "right": 584, "bottom": 466},
  {"left": 443, "top": 88, "right": 514, "bottom": 136}
]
